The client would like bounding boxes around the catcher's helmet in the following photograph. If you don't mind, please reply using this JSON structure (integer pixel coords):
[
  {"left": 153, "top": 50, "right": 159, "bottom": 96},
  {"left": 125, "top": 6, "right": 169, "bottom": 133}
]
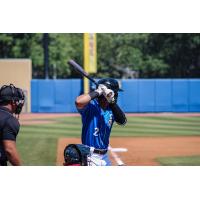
[
  {"left": 97, "top": 78, "right": 123, "bottom": 102},
  {"left": 0, "top": 84, "right": 25, "bottom": 114},
  {"left": 64, "top": 144, "right": 90, "bottom": 166}
]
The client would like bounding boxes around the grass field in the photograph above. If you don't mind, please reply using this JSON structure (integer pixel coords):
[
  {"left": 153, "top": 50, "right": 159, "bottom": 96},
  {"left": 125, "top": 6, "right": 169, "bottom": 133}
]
[
  {"left": 157, "top": 156, "right": 200, "bottom": 166},
  {"left": 17, "top": 115, "right": 200, "bottom": 165}
]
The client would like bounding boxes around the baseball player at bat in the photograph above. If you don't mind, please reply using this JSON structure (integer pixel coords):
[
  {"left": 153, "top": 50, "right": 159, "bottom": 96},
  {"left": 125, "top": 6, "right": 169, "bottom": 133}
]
[{"left": 75, "top": 78, "right": 127, "bottom": 166}]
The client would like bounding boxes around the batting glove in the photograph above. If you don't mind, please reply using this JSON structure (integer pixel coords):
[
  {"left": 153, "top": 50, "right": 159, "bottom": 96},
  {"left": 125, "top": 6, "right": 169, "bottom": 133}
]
[
  {"left": 95, "top": 84, "right": 107, "bottom": 96},
  {"left": 102, "top": 88, "right": 115, "bottom": 104}
]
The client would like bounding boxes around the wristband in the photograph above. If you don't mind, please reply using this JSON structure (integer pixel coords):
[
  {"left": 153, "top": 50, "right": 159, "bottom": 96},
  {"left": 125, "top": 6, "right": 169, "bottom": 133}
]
[{"left": 89, "top": 91, "right": 99, "bottom": 100}]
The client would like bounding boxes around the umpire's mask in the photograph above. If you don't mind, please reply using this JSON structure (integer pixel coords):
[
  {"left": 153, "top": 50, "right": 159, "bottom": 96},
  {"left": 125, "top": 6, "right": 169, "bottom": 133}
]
[{"left": 0, "top": 84, "right": 25, "bottom": 114}]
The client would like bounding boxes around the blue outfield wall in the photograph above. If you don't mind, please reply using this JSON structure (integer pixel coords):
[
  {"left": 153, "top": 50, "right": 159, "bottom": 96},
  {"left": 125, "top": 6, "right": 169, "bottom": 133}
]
[
  {"left": 31, "top": 79, "right": 82, "bottom": 113},
  {"left": 31, "top": 79, "right": 200, "bottom": 113}
]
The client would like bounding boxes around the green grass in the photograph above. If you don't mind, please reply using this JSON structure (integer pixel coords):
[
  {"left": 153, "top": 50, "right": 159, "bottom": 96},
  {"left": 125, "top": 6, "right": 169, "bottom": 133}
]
[
  {"left": 17, "top": 115, "right": 200, "bottom": 165},
  {"left": 17, "top": 137, "right": 57, "bottom": 165},
  {"left": 157, "top": 155, "right": 200, "bottom": 166}
]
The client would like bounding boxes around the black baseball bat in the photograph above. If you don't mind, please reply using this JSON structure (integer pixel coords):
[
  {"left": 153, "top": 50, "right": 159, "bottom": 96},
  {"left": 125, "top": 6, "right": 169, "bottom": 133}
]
[{"left": 68, "top": 60, "right": 98, "bottom": 87}]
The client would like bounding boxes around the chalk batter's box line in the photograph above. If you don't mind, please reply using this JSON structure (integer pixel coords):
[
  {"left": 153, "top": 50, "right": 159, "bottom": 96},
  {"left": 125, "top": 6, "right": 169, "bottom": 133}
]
[{"left": 108, "top": 146, "right": 128, "bottom": 166}]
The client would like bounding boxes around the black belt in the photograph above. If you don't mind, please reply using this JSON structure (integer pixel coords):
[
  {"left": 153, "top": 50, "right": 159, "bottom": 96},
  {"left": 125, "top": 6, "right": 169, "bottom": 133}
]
[{"left": 93, "top": 149, "right": 108, "bottom": 155}]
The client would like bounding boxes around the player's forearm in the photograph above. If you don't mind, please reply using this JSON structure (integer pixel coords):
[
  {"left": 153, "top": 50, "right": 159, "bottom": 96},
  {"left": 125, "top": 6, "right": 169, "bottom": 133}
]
[
  {"left": 110, "top": 103, "right": 127, "bottom": 125},
  {"left": 75, "top": 90, "right": 100, "bottom": 109},
  {"left": 76, "top": 91, "right": 99, "bottom": 109},
  {"left": 75, "top": 94, "right": 91, "bottom": 109},
  {"left": 3, "top": 140, "right": 21, "bottom": 166},
  {"left": 5, "top": 146, "right": 21, "bottom": 166}
]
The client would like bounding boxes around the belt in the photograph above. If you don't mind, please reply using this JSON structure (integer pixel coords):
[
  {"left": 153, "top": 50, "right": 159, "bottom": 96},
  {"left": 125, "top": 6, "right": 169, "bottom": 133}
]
[{"left": 93, "top": 149, "right": 108, "bottom": 155}]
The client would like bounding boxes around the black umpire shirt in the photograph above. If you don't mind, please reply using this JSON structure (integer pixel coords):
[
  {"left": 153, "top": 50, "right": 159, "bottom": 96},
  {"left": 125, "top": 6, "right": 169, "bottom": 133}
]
[{"left": 0, "top": 106, "right": 20, "bottom": 166}]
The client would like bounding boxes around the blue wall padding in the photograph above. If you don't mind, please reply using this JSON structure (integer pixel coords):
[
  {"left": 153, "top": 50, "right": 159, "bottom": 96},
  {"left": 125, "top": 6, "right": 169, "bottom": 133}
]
[
  {"left": 70, "top": 79, "right": 83, "bottom": 112},
  {"left": 38, "top": 80, "right": 55, "bottom": 112},
  {"left": 172, "top": 80, "right": 189, "bottom": 112},
  {"left": 138, "top": 80, "right": 155, "bottom": 112},
  {"left": 155, "top": 79, "right": 172, "bottom": 112},
  {"left": 54, "top": 80, "right": 71, "bottom": 112},
  {"left": 31, "top": 79, "right": 81, "bottom": 113},
  {"left": 189, "top": 79, "right": 200, "bottom": 112},
  {"left": 31, "top": 79, "right": 200, "bottom": 113},
  {"left": 121, "top": 80, "right": 139, "bottom": 112}
]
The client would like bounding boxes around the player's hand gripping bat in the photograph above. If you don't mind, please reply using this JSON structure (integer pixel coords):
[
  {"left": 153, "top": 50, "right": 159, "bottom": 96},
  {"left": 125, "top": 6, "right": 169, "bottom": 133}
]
[{"left": 68, "top": 59, "right": 113, "bottom": 99}]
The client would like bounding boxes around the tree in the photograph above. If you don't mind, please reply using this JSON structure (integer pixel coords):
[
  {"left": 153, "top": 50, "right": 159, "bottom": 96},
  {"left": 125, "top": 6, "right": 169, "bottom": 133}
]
[
  {"left": 147, "top": 33, "right": 200, "bottom": 77},
  {"left": 96, "top": 33, "right": 169, "bottom": 78},
  {"left": 1, "top": 33, "right": 200, "bottom": 78},
  {"left": 48, "top": 33, "right": 83, "bottom": 78}
]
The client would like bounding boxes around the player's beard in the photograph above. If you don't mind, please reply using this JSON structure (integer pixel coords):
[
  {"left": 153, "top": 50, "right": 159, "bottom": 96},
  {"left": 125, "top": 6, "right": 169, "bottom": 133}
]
[{"left": 98, "top": 95, "right": 109, "bottom": 110}]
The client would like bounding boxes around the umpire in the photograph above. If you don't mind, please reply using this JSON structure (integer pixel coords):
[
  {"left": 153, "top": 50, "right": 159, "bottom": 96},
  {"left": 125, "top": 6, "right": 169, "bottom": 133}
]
[{"left": 0, "top": 84, "right": 25, "bottom": 166}]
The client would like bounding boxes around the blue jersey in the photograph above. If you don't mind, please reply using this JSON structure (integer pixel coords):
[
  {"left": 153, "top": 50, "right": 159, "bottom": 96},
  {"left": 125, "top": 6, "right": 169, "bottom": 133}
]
[{"left": 78, "top": 99, "right": 114, "bottom": 149}]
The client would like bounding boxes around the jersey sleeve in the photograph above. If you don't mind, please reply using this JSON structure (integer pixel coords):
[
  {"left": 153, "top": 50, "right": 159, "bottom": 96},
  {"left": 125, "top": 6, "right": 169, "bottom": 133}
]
[
  {"left": 77, "top": 103, "right": 91, "bottom": 115},
  {"left": 77, "top": 99, "right": 98, "bottom": 115},
  {"left": 109, "top": 103, "right": 127, "bottom": 125},
  {"left": 2, "top": 117, "right": 20, "bottom": 141}
]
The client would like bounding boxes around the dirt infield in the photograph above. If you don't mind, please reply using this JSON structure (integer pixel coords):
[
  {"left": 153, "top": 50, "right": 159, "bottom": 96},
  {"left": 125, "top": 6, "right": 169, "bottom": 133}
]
[{"left": 57, "top": 136, "right": 200, "bottom": 166}]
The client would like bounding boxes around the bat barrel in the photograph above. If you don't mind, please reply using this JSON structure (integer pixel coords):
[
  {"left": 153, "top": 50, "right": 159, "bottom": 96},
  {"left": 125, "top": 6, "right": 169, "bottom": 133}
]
[{"left": 68, "top": 59, "right": 99, "bottom": 87}]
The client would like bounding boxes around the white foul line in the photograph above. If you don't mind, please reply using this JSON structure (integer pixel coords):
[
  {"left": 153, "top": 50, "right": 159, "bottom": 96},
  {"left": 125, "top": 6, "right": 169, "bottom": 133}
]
[{"left": 108, "top": 146, "right": 128, "bottom": 166}]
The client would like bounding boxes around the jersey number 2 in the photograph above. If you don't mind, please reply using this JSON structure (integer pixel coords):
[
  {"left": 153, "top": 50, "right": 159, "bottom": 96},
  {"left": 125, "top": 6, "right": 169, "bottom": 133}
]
[{"left": 93, "top": 127, "right": 99, "bottom": 136}]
